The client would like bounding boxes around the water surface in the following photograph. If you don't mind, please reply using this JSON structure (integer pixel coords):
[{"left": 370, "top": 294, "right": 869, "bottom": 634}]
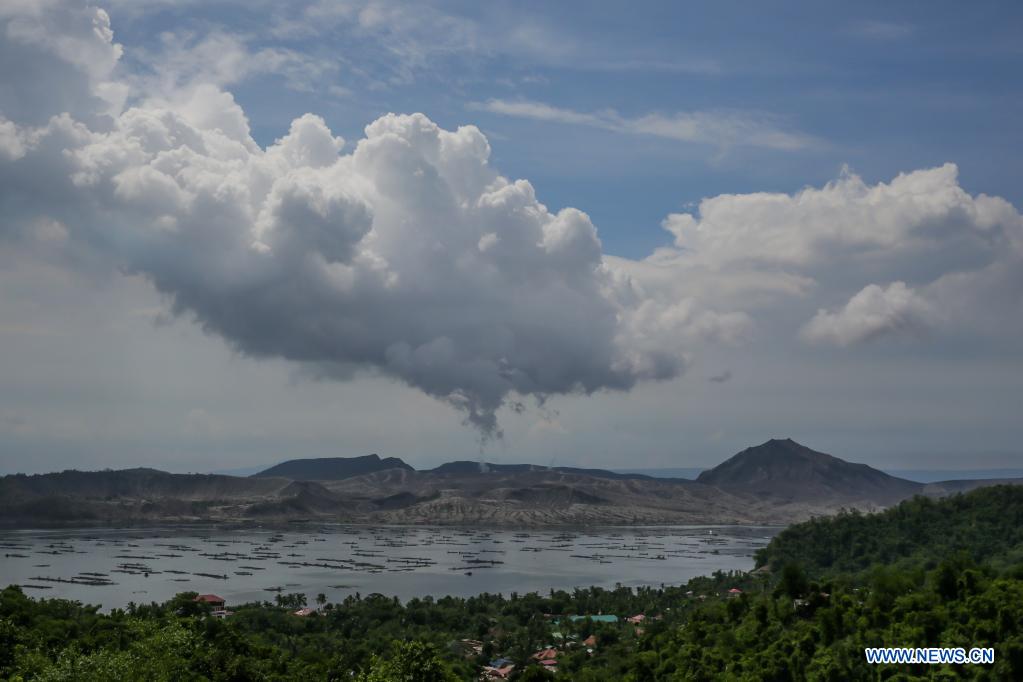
[{"left": 0, "top": 524, "right": 777, "bottom": 610}]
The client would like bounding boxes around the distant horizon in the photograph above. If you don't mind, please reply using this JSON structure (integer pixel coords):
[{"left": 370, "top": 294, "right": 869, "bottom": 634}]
[{"left": 5, "top": 449, "right": 1023, "bottom": 484}]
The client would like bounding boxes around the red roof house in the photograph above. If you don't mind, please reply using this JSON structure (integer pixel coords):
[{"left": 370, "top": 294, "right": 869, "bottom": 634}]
[{"left": 194, "top": 594, "right": 226, "bottom": 609}]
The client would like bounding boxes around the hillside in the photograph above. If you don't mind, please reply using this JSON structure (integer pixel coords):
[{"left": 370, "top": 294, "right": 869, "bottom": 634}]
[
  {"left": 0, "top": 469, "right": 308, "bottom": 525},
  {"left": 322, "top": 466, "right": 783, "bottom": 526},
  {"left": 252, "top": 454, "right": 413, "bottom": 480},
  {"left": 697, "top": 438, "right": 922, "bottom": 507},
  {"left": 755, "top": 484, "right": 1023, "bottom": 573}
]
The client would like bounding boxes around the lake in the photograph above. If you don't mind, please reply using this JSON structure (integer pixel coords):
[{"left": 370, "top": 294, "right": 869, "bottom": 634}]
[{"left": 0, "top": 524, "right": 778, "bottom": 610}]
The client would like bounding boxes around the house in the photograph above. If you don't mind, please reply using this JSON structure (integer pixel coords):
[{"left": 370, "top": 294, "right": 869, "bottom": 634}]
[
  {"left": 481, "top": 664, "right": 515, "bottom": 680},
  {"left": 626, "top": 614, "right": 646, "bottom": 624},
  {"left": 532, "top": 647, "right": 558, "bottom": 661},
  {"left": 582, "top": 635, "right": 597, "bottom": 648},
  {"left": 211, "top": 609, "right": 233, "bottom": 619},
  {"left": 293, "top": 607, "right": 316, "bottom": 617},
  {"left": 727, "top": 588, "right": 743, "bottom": 597},
  {"left": 539, "top": 659, "right": 558, "bottom": 671},
  {"left": 194, "top": 594, "right": 226, "bottom": 609},
  {"left": 566, "top": 614, "right": 619, "bottom": 624}
]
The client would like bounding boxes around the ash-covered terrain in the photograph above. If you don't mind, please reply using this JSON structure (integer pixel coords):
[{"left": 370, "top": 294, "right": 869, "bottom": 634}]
[{"left": 2, "top": 440, "right": 1018, "bottom": 527}]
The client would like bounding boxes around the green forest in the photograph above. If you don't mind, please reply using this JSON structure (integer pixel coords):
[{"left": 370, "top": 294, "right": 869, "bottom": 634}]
[{"left": 4, "top": 486, "right": 1023, "bottom": 680}]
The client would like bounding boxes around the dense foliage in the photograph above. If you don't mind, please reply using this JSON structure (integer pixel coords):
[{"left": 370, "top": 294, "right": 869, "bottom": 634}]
[
  {"left": 756, "top": 485, "right": 1023, "bottom": 574},
  {"left": 3, "top": 486, "right": 1023, "bottom": 680}
]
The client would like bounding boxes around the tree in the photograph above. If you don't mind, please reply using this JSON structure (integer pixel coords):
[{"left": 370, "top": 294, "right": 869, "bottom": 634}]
[
  {"left": 275, "top": 593, "right": 307, "bottom": 610},
  {"left": 357, "top": 640, "right": 458, "bottom": 682},
  {"left": 0, "top": 617, "right": 17, "bottom": 672},
  {"left": 778, "top": 563, "right": 809, "bottom": 600},
  {"left": 935, "top": 561, "right": 958, "bottom": 601},
  {"left": 517, "top": 665, "right": 555, "bottom": 681}
]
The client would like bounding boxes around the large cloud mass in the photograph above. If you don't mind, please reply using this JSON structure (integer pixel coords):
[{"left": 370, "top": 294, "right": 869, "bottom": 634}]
[
  {"left": 0, "top": 2, "right": 701, "bottom": 437},
  {"left": 2, "top": 2, "right": 1022, "bottom": 438}
]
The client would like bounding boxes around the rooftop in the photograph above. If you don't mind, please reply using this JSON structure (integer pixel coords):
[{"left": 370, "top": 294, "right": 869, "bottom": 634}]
[{"left": 194, "top": 594, "right": 225, "bottom": 603}]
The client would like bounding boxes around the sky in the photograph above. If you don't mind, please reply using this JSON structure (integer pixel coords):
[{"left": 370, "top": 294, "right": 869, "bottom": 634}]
[{"left": 1, "top": 0, "right": 1022, "bottom": 475}]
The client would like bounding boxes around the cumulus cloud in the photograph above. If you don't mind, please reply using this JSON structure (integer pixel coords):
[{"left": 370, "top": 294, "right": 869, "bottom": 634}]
[
  {"left": 0, "top": 1, "right": 126, "bottom": 126},
  {"left": 0, "top": 3, "right": 733, "bottom": 439},
  {"left": 660, "top": 164, "right": 1019, "bottom": 271},
  {"left": 653, "top": 164, "right": 1023, "bottom": 345},
  {"left": 800, "top": 282, "right": 934, "bottom": 346}
]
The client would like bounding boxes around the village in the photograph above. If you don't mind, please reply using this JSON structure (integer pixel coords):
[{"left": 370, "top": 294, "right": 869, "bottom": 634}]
[{"left": 190, "top": 584, "right": 758, "bottom": 679}]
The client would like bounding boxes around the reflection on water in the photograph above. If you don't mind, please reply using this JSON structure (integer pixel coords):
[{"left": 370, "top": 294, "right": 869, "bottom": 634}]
[{"left": 0, "top": 524, "right": 778, "bottom": 610}]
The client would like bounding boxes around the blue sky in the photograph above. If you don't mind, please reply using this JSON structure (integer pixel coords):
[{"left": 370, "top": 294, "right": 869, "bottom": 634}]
[
  {"left": 1, "top": 1, "right": 1022, "bottom": 474},
  {"left": 108, "top": 0, "right": 1023, "bottom": 260}
]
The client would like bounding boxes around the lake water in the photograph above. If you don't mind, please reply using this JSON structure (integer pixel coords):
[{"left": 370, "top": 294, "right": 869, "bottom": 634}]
[{"left": 0, "top": 524, "right": 778, "bottom": 610}]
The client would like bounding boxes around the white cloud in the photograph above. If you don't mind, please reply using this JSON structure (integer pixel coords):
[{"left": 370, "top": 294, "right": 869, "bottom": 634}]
[
  {"left": 800, "top": 281, "right": 934, "bottom": 346},
  {"left": 661, "top": 164, "right": 1017, "bottom": 270},
  {"left": 2, "top": 4, "right": 743, "bottom": 439},
  {"left": 475, "top": 98, "right": 818, "bottom": 151},
  {"left": 651, "top": 163, "right": 1023, "bottom": 346},
  {"left": 2, "top": 1, "right": 1022, "bottom": 447},
  {"left": 268, "top": 0, "right": 480, "bottom": 85},
  {"left": 110, "top": 0, "right": 722, "bottom": 95},
  {"left": 478, "top": 99, "right": 602, "bottom": 128},
  {"left": 270, "top": 0, "right": 723, "bottom": 78},
  {"left": 132, "top": 30, "right": 341, "bottom": 95},
  {"left": 0, "top": 118, "right": 28, "bottom": 160},
  {"left": 0, "top": 2, "right": 125, "bottom": 125}
]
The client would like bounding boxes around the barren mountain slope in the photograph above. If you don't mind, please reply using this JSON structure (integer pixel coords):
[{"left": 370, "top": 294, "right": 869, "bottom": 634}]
[
  {"left": 6, "top": 441, "right": 1019, "bottom": 527},
  {"left": 697, "top": 438, "right": 922, "bottom": 506}
]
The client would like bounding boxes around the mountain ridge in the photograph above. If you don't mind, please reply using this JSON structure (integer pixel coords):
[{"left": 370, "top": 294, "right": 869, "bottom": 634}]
[
  {"left": 252, "top": 454, "right": 413, "bottom": 480},
  {"left": 3, "top": 440, "right": 1021, "bottom": 527}
]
